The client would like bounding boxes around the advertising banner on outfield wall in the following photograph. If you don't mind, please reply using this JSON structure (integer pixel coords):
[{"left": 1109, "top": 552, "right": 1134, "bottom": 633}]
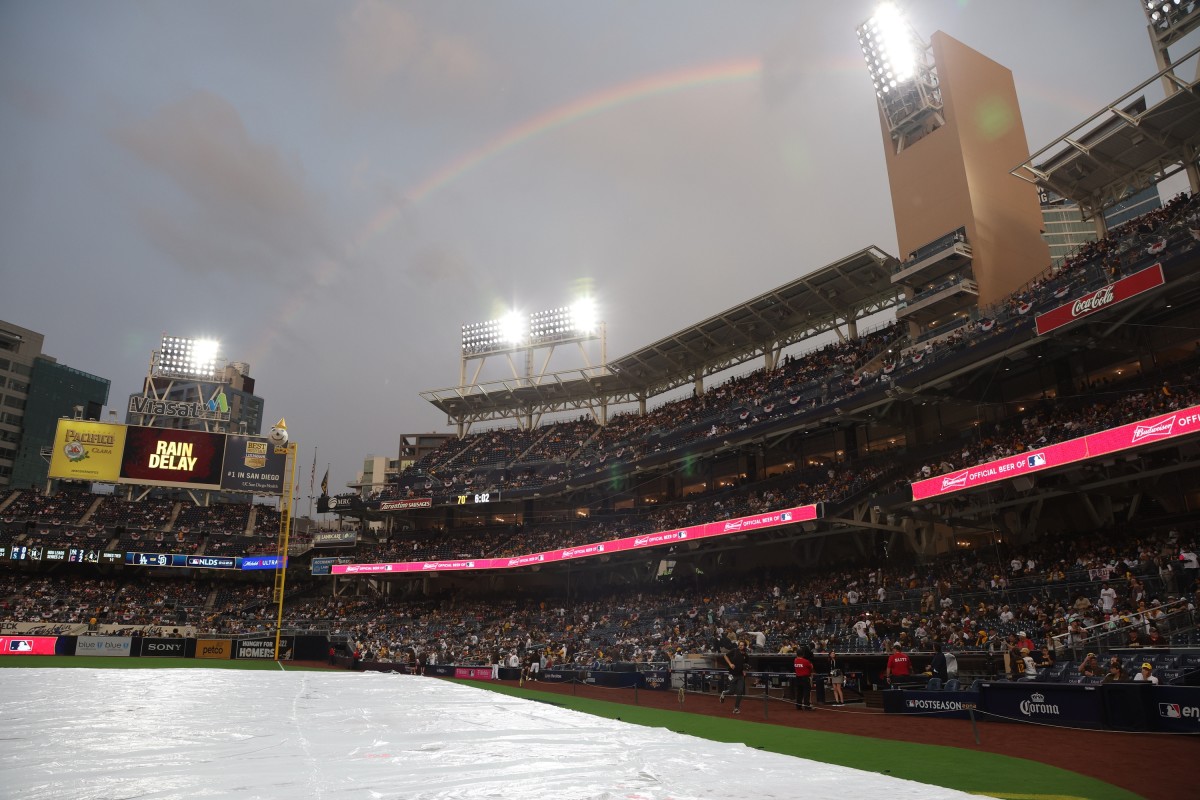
[
  {"left": 74, "top": 636, "right": 132, "bottom": 657},
  {"left": 120, "top": 425, "right": 226, "bottom": 489},
  {"left": 978, "top": 682, "right": 1106, "bottom": 728},
  {"left": 141, "top": 638, "right": 187, "bottom": 657},
  {"left": 0, "top": 636, "right": 58, "bottom": 655},
  {"left": 48, "top": 420, "right": 126, "bottom": 483},
  {"left": 1149, "top": 686, "right": 1200, "bottom": 733},
  {"left": 220, "top": 435, "right": 288, "bottom": 495},
  {"left": 234, "top": 637, "right": 293, "bottom": 660},
  {"left": 195, "top": 639, "right": 232, "bottom": 660}
]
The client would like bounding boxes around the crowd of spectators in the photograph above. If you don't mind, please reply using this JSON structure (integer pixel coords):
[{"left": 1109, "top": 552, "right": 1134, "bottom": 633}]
[
  {"left": 3, "top": 194, "right": 1200, "bottom": 683},
  {"left": 352, "top": 192, "right": 1200, "bottom": 514}
]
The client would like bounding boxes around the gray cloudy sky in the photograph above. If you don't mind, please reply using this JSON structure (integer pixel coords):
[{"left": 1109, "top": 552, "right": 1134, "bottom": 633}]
[{"left": 0, "top": 1, "right": 1183, "bottom": 498}]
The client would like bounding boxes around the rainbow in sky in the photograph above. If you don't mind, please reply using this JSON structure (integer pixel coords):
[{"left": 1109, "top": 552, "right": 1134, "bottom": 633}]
[{"left": 406, "top": 57, "right": 764, "bottom": 204}]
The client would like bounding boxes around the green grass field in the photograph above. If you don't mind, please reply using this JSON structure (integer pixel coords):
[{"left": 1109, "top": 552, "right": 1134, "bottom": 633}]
[
  {"left": 471, "top": 681, "right": 1142, "bottom": 800},
  {"left": 0, "top": 657, "right": 1141, "bottom": 800}
]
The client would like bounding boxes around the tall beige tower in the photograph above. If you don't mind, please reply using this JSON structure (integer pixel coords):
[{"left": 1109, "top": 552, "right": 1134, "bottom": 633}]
[{"left": 860, "top": 12, "right": 1049, "bottom": 340}]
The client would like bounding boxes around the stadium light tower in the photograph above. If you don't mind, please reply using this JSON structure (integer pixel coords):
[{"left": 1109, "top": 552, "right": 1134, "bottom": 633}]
[
  {"left": 1140, "top": 0, "right": 1200, "bottom": 97},
  {"left": 857, "top": 2, "right": 943, "bottom": 153},
  {"left": 863, "top": 10, "right": 1049, "bottom": 315},
  {"left": 454, "top": 297, "right": 607, "bottom": 433}
]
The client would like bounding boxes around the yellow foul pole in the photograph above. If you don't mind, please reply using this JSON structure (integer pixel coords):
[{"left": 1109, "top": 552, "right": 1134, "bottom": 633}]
[{"left": 273, "top": 423, "right": 298, "bottom": 661}]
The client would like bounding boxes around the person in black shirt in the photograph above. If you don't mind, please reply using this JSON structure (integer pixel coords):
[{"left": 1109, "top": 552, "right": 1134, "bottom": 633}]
[{"left": 719, "top": 639, "right": 748, "bottom": 715}]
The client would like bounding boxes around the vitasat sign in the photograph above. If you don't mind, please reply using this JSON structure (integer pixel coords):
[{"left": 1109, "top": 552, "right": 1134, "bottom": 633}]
[
  {"left": 127, "top": 397, "right": 210, "bottom": 420},
  {"left": 48, "top": 420, "right": 127, "bottom": 483},
  {"left": 1035, "top": 264, "right": 1164, "bottom": 336},
  {"left": 220, "top": 434, "right": 288, "bottom": 495}
]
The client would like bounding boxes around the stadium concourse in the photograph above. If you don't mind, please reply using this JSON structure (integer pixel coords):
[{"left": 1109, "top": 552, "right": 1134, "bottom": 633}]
[{"left": 1, "top": 668, "right": 986, "bottom": 800}]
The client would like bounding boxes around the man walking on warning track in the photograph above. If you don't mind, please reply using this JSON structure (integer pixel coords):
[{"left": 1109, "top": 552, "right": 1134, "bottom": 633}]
[{"left": 719, "top": 639, "right": 748, "bottom": 714}]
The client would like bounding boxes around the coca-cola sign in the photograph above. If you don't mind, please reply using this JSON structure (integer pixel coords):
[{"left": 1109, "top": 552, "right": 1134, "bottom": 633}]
[
  {"left": 1070, "top": 285, "right": 1114, "bottom": 317},
  {"left": 1035, "top": 264, "right": 1164, "bottom": 336}
]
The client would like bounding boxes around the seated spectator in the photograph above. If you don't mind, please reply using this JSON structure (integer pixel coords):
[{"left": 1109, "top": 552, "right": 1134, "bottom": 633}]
[
  {"left": 1132, "top": 662, "right": 1158, "bottom": 685},
  {"left": 1018, "top": 647, "right": 1038, "bottom": 680}
]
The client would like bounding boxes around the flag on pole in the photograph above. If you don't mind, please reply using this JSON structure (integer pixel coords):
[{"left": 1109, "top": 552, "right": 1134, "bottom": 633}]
[
  {"left": 309, "top": 447, "right": 317, "bottom": 496},
  {"left": 321, "top": 467, "right": 329, "bottom": 495}
]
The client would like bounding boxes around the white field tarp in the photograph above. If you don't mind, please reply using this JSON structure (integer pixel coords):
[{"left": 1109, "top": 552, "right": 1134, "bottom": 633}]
[{"left": 0, "top": 669, "right": 990, "bottom": 799}]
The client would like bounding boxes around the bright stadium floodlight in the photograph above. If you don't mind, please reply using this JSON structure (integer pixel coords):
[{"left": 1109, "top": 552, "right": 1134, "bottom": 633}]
[
  {"left": 156, "top": 335, "right": 221, "bottom": 379},
  {"left": 571, "top": 297, "right": 598, "bottom": 335},
  {"left": 1144, "top": 0, "right": 1191, "bottom": 29},
  {"left": 499, "top": 310, "right": 527, "bottom": 345},
  {"left": 857, "top": 2, "right": 943, "bottom": 152},
  {"left": 191, "top": 338, "right": 220, "bottom": 375}
]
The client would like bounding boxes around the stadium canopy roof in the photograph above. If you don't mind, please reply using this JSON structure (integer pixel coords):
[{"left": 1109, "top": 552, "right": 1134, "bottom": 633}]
[
  {"left": 1012, "top": 45, "right": 1200, "bottom": 224},
  {"left": 421, "top": 246, "right": 901, "bottom": 431}
]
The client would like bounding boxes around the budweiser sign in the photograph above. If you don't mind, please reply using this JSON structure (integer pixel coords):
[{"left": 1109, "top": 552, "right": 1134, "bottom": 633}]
[
  {"left": 1036, "top": 264, "right": 1164, "bottom": 336},
  {"left": 1132, "top": 415, "right": 1176, "bottom": 444}
]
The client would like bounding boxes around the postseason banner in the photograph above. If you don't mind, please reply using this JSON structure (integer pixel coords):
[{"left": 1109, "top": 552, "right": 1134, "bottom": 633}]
[
  {"left": 221, "top": 435, "right": 288, "bottom": 495},
  {"left": 120, "top": 425, "right": 226, "bottom": 489},
  {"left": 48, "top": 420, "right": 127, "bottom": 483}
]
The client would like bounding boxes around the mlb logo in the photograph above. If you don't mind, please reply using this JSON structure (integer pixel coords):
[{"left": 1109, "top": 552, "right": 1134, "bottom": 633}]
[
  {"left": 1160, "top": 703, "right": 1181, "bottom": 719},
  {"left": 1027, "top": 453, "right": 1046, "bottom": 468},
  {"left": 9, "top": 640, "right": 33, "bottom": 652},
  {"left": 781, "top": 512, "right": 793, "bottom": 522},
  {"left": 678, "top": 531, "right": 688, "bottom": 538}
]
